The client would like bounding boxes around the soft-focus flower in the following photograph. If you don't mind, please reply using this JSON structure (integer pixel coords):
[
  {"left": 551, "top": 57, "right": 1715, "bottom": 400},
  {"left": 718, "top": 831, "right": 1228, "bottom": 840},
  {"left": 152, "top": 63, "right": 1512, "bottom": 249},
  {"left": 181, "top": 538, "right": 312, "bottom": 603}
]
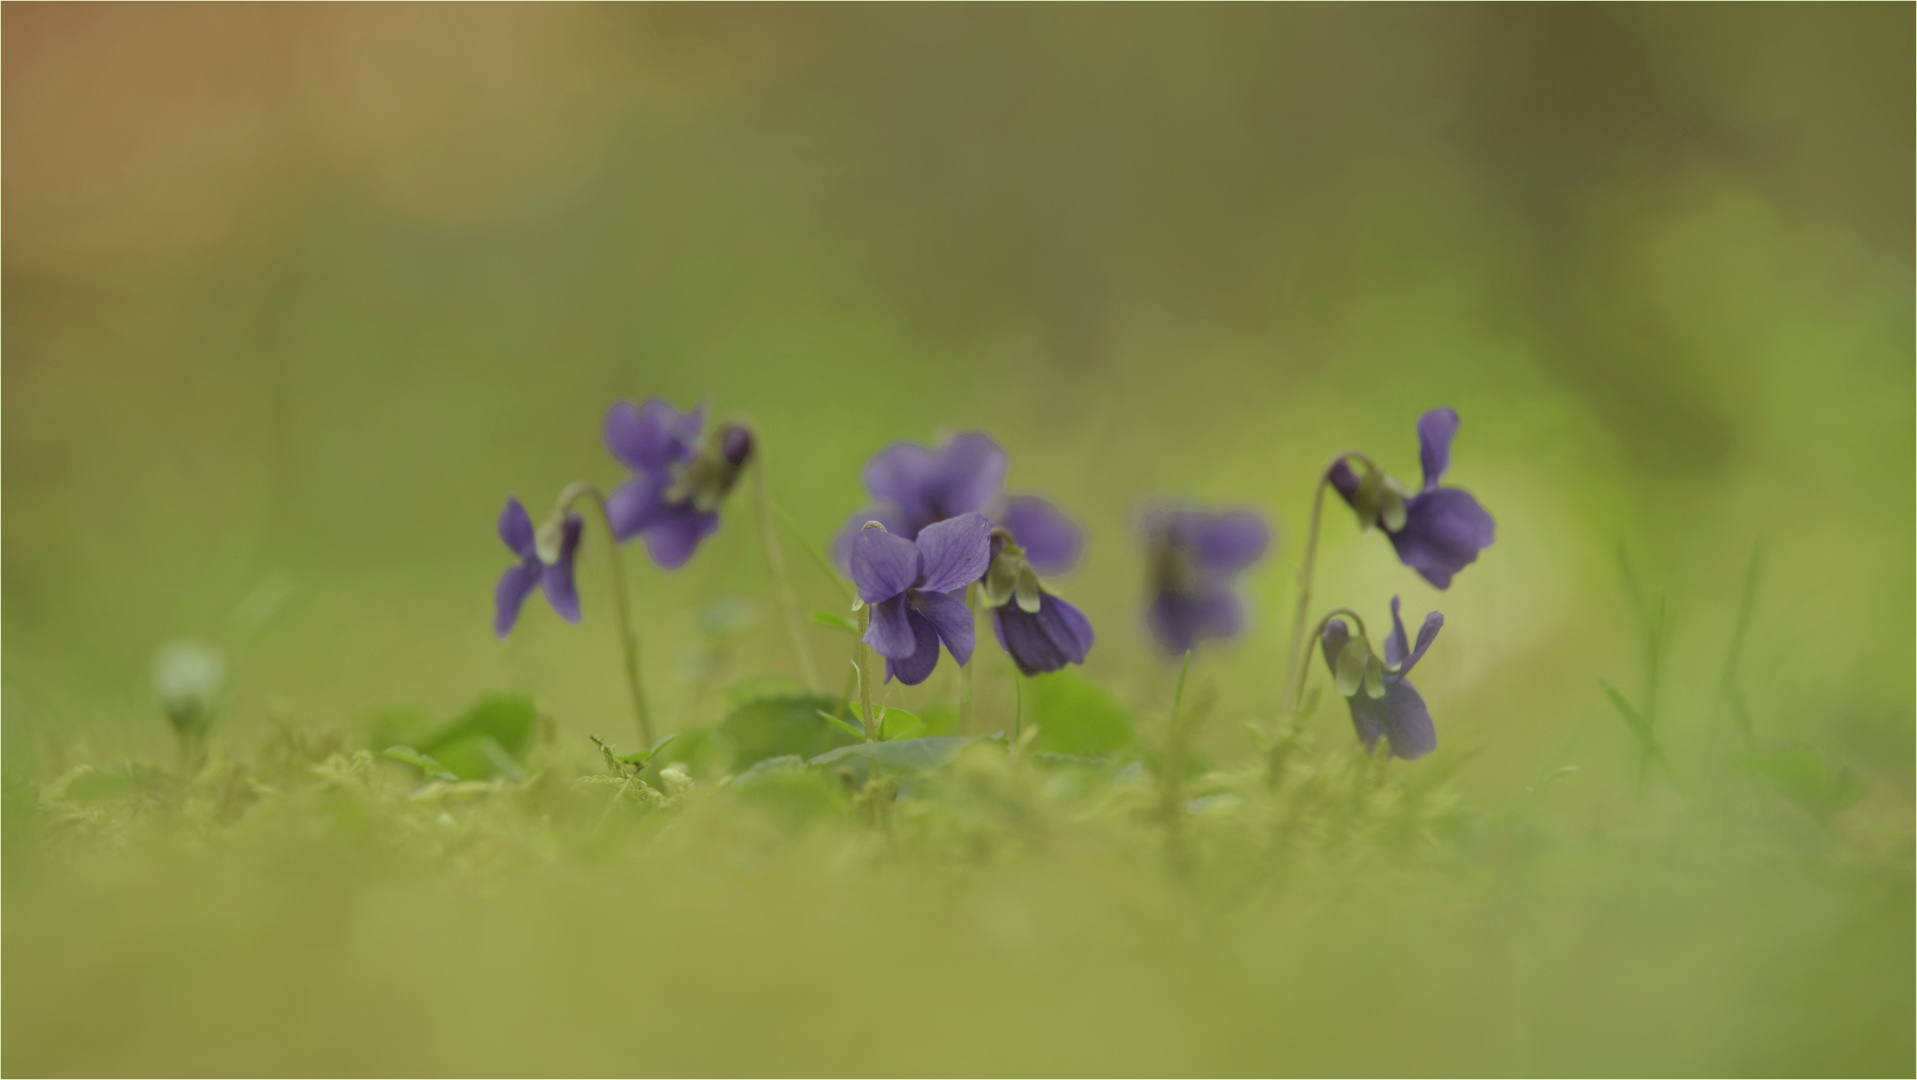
[
  {"left": 850, "top": 513, "right": 994, "bottom": 686},
  {"left": 1141, "top": 507, "right": 1271, "bottom": 655},
  {"left": 495, "top": 497, "right": 582, "bottom": 638},
  {"left": 151, "top": 640, "right": 227, "bottom": 737},
  {"left": 831, "top": 433, "right": 1086, "bottom": 576},
  {"left": 1320, "top": 596, "right": 1443, "bottom": 760},
  {"left": 1330, "top": 408, "right": 1495, "bottom": 590},
  {"left": 604, "top": 399, "right": 753, "bottom": 570},
  {"left": 983, "top": 528, "right": 1095, "bottom": 675}
]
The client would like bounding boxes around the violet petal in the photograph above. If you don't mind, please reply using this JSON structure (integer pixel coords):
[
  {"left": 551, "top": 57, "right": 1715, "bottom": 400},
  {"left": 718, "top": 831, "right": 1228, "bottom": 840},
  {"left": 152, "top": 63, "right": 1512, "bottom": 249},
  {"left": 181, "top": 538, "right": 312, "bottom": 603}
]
[
  {"left": 851, "top": 525, "right": 921, "bottom": 603},
  {"left": 885, "top": 609, "right": 944, "bottom": 686},
  {"left": 1416, "top": 408, "right": 1462, "bottom": 493},
  {"left": 915, "top": 512, "right": 993, "bottom": 594},
  {"left": 911, "top": 588, "right": 976, "bottom": 666},
  {"left": 1001, "top": 495, "right": 1085, "bottom": 576}
]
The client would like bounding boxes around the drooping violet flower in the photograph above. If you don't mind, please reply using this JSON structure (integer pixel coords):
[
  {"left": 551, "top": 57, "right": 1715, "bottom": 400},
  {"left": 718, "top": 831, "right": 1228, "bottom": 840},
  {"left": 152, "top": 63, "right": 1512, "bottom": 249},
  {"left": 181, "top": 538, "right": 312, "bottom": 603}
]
[
  {"left": 1320, "top": 597, "right": 1443, "bottom": 760},
  {"left": 1141, "top": 506, "right": 1271, "bottom": 655},
  {"left": 494, "top": 497, "right": 582, "bottom": 638},
  {"left": 851, "top": 513, "right": 993, "bottom": 686},
  {"left": 603, "top": 399, "right": 754, "bottom": 570},
  {"left": 983, "top": 528, "right": 1095, "bottom": 675},
  {"left": 1330, "top": 408, "right": 1495, "bottom": 590}
]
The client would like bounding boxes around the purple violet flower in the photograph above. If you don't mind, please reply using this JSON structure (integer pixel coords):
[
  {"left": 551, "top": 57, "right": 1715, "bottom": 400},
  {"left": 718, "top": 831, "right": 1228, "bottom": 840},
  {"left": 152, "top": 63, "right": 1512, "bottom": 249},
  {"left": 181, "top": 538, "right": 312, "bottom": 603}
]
[
  {"left": 603, "top": 399, "right": 754, "bottom": 570},
  {"left": 832, "top": 433, "right": 1084, "bottom": 575},
  {"left": 850, "top": 513, "right": 994, "bottom": 686},
  {"left": 494, "top": 497, "right": 582, "bottom": 638},
  {"left": 1320, "top": 597, "right": 1443, "bottom": 760},
  {"left": 1141, "top": 507, "right": 1271, "bottom": 655},
  {"left": 1330, "top": 408, "right": 1495, "bottom": 590},
  {"left": 983, "top": 529, "right": 1095, "bottom": 676}
]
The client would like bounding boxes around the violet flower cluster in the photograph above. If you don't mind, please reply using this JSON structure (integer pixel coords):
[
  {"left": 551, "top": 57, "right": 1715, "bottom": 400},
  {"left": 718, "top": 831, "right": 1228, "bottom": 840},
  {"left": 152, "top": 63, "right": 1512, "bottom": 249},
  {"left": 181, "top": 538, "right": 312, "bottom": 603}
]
[
  {"left": 491, "top": 394, "right": 1498, "bottom": 768},
  {"left": 494, "top": 397, "right": 753, "bottom": 639}
]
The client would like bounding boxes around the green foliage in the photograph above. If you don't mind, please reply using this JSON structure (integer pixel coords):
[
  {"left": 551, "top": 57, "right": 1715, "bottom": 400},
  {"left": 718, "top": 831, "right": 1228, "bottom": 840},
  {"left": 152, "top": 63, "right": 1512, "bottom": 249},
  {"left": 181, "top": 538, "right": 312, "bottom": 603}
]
[
  {"left": 811, "top": 736, "right": 978, "bottom": 770},
  {"left": 1731, "top": 747, "right": 1868, "bottom": 826},
  {"left": 719, "top": 693, "right": 860, "bottom": 771},
  {"left": 1024, "top": 670, "right": 1134, "bottom": 757},
  {"left": 414, "top": 695, "right": 542, "bottom": 782}
]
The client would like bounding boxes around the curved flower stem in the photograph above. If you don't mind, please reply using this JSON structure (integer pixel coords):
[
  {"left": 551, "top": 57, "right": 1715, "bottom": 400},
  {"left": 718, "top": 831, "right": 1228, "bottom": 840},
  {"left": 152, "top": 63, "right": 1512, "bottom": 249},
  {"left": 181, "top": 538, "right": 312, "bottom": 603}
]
[
  {"left": 750, "top": 450, "right": 822, "bottom": 693},
  {"left": 555, "top": 481, "right": 653, "bottom": 747},
  {"left": 856, "top": 606, "right": 878, "bottom": 743},
  {"left": 1275, "top": 451, "right": 1382, "bottom": 718}
]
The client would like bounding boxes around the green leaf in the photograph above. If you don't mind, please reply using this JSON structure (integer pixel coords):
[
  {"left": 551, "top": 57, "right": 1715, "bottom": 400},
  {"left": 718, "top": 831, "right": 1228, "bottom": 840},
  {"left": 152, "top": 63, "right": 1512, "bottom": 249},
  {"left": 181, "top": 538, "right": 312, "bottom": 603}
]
[
  {"left": 816, "top": 710, "right": 868, "bottom": 743},
  {"left": 811, "top": 736, "right": 976, "bottom": 770},
  {"left": 1335, "top": 639, "right": 1370, "bottom": 698},
  {"left": 1731, "top": 747, "right": 1868, "bottom": 825},
  {"left": 616, "top": 733, "right": 679, "bottom": 766},
  {"left": 1024, "top": 670, "right": 1135, "bottom": 757},
  {"left": 810, "top": 610, "right": 860, "bottom": 635},
  {"left": 1599, "top": 679, "right": 1656, "bottom": 751},
  {"left": 880, "top": 709, "right": 925, "bottom": 741},
  {"left": 719, "top": 693, "right": 859, "bottom": 771},
  {"left": 417, "top": 695, "right": 540, "bottom": 780},
  {"left": 383, "top": 745, "right": 457, "bottom": 782}
]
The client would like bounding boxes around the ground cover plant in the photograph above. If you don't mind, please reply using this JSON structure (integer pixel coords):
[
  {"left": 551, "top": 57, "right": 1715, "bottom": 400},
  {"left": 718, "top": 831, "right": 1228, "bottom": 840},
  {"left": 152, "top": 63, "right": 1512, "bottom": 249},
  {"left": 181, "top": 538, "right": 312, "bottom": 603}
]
[{"left": 3, "top": 6, "right": 1911, "bottom": 1077}]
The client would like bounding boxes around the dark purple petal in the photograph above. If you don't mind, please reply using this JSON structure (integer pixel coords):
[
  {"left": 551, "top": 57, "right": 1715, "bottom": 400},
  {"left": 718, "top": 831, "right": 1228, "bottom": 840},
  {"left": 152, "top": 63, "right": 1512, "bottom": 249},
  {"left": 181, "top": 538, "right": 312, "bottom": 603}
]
[
  {"left": 915, "top": 512, "right": 993, "bottom": 594},
  {"left": 911, "top": 589, "right": 975, "bottom": 666},
  {"left": 1327, "top": 458, "right": 1362, "bottom": 508},
  {"left": 498, "top": 498, "right": 537, "bottom": 559},
  {"left": 1347, "top": 681, "right": 1437, "bottom": 760},
  {"left": 864, "top": 595, "right": 917, "bottom": 659},
  {"left": 998, "top": 591, "right": 1097, "bottom": 675},
  {"left": 719, "top": 424, "right": 753, "bottom": 467},
  {"left": 1401, "top": 610, "right": 1443, "bottom": 676},
  {"left": 642, "top": 505, "right": 720, "bottom": 570},
  {"left": 1416, "top": 408, "right": 1461, "bottom": 493},
  {"left": 1388, "top": 488, "right": 1495, "bottom": 590},
  {"left": 1147, "top": 587, "right": 1243, "bottom": 656},
  {"left": 885, "top": 609, "right": 944, "bottom": 686},
  {"left": 1384, "top": 596, "right": 1410, "bottom": 672},
  {"left": 1000, "top": 495, "right": 1084, "bottom": 576},
  {"left": 1320, "top": 617, "right": 1353, "bottom": 668},
  {"left": 850, "top": 525, "right": 920, "bottom": 603},
  {"left": 493, "top": 561, "right": 541, "bottom": 639},
  {"left": 605, "top": 399, "right": 701, "bottom": 474},
  {"left": 540, "top": 519, "right": 583, "bottom": 625},
  {"left": 1189, "top": 510, "right": 1270, "bottom": 575},
  {"left": 606, "top": 473, "right": 669, "bottom": 542}
]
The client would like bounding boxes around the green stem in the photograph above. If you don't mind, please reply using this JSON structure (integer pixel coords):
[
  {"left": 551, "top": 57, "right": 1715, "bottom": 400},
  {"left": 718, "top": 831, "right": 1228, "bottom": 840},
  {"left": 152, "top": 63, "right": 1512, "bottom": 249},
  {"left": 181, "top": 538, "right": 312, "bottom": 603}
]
[
  {"left": 856, "top": 606, "right": 878, "bottom": 743},
  {"left": 555, "top": 482, "right": 652, "bottom": 747},
  {"left": 1274, "top": 453, "right": 1379, "bottom": 724},
  {"left": 751, "top": 451, "right": 822, "bottom": 693},
  {"left": 1164, "top": 650, "right": 1193, "bottom": 877},
  {"left": 1012, "top": 671, "right": 1023, "bottom": 745}
]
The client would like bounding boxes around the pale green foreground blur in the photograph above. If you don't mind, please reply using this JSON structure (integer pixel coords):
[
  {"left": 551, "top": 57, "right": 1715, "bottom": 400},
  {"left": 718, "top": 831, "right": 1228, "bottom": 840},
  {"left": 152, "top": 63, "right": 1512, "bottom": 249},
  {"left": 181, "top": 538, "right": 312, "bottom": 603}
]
[{"left": 3, "top": 6, "right": 1911, "bottom": 1077}]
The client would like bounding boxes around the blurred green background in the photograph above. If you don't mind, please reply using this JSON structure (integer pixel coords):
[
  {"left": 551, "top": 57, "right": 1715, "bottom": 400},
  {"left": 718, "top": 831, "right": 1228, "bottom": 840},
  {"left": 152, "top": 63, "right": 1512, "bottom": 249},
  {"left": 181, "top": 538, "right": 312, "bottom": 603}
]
[{"left": 3, "top": 5, "right": 1911, "bottom": 1074}]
